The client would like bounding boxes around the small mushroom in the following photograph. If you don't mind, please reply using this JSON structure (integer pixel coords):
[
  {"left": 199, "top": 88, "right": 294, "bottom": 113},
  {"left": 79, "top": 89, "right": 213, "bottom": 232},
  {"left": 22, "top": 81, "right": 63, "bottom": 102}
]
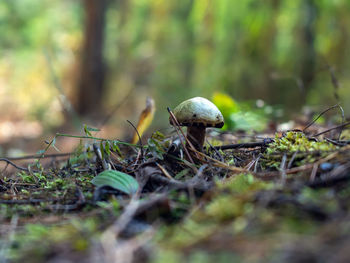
[{"left": 170, "top": 97, "right": 224, "bottom": 152}]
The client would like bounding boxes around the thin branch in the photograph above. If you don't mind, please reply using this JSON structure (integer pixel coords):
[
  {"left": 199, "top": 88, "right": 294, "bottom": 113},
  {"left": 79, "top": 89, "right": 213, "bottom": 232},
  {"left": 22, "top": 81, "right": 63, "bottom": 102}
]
[
  {"left": 55, "top": 133, "right": 140, "bottom": 147},
  {"left": 279, "top": 154, "right": 287, "bottom": 185},
  {"left": 167, "top": 107, "right": 196, "bottom": 165},
  {"left": 287, "top": 151, "right": 298, "bottom": 169},
  {"left": 320, "top": 58, "right": 340, "bottom": 101},
  {"left": 126, "top": 120, "right": 144, "bottom": 157},
  {"left": 98, "top": 88, "right": 134, "bottom": 129},
  {"left": 93, "top": 143, "right": 109, "bottom": 170},
  {"left": 214, "top": 139, "right": 273, "bottom": 150},
  {"left": 337, "top": 105, "right": 345, "bottom": 139},
  {"left": 303, "top": 104, "right": 341, "bottom": 132},
  {"left": 0, "top": 158, "right": 36, "bottom": 172},
  {"left": 5, "top": 152, "right": 72, "bottom": 161},
  {"left": 313, "top": 121, "right": 350, "bottom": 137},
  {"left": 43, "top": 49, "right": 81, "bottom": 128}
]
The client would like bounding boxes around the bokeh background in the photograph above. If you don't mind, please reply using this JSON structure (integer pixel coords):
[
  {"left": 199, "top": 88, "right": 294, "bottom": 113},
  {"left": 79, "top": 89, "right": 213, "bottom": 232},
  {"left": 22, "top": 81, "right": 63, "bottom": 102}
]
[{"left": 0, "top": 0, "right": 350, "bottom": 153}]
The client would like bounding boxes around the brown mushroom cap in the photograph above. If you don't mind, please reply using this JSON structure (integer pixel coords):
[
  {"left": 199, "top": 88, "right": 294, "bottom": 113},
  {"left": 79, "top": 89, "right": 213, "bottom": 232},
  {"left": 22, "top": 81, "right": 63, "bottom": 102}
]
[{"left": 171, "top": 97, "right": 224, "bottom": 128}]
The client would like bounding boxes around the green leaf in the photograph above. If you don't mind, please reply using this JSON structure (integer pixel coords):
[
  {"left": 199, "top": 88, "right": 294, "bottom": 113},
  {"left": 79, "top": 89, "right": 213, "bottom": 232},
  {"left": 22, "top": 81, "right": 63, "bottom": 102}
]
[
  {"left": 105, "top": 140, "right": 111, "bottom": 156},
  {"left": 147, "top": 138, "right": 164, "bottom": 160},
  {"left": 84, "top": 124, "right": 100, "bottom": 136},
  {"left": 112, "top": 141, "right": 122, "bottom": 156},
  {"left": 36, "top": 150, "right": 45, "bottom": 155},
  {"left": 51, "top": 137, "right": 60, "bottom": 152},
  {"left": 91, "top": 170, "right": 139, "bottom": 195},
  {"left": 100, "top": 140, "right": 105, "bottom": 160}
]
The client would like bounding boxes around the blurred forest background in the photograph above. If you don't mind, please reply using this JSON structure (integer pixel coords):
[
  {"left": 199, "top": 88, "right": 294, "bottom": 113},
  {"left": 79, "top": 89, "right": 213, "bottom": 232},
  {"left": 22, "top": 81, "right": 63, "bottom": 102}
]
[{"left": 0, "top": 0, "right": 350, "bottom": 153}]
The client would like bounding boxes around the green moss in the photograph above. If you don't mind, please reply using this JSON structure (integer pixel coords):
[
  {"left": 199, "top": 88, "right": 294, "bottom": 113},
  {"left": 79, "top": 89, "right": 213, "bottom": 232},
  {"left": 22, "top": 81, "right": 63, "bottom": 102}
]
[
  {"left": 153, "top": 249, "right": 183, "bottom": 263},
  {"left": 205, "top": 195, "right": 245, "bottom": 221},
  {"left": 267, "top": 131, "right": 336, "bottom": 154},
  {"left": 158, "top": 219, "right": 217, "bottom": 248},
  {"left": 264, "top": 131, "right": 337, "bottom": 168},
  {"left": 156, "top": 174, "right": 273, "bottom": 249},
  {"left": 216, "top": 173, "right": 272, "bottom": 194},
  {"left": 8, "top": 219, "right": 98, "bottom": 262},
  {"left": 153, "top": 249, "right": 241, "bottom": 263}
]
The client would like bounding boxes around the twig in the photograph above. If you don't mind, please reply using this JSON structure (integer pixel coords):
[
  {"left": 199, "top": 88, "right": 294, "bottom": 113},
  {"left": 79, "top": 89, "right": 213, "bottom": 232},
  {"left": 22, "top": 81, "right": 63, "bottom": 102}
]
[
  {"left": 309, "top": 163, "right": 318, "bottom": 182},
  {"left": 5, "top": 152, "right": 72, "bottom": 161},
  {"left": 287, "top": 151, "right": 298, "bottom": 169},
  {"left": 207, "top": 141, "right": 224, "bottom": 162},
  {"left": 167, "top": 107, "right": 196, "bottom": 165},
  {"left": 321, "top": 58, "right": 340, "bottom": 101},
  {"left": 93, "top": 143, "right": 109, "bottom": 170},
  {"left": 0, "top": 199, "right": 55, "bottom": 205},
  {"left": 43, "top": 49, "right": 81, "bottom": 128},
  {"left": 98, "top": 87, "right": 134, "bottom": 129},
  {"left": 325, "top": 138, "right": 350, "bottom": 146},
  {"left": 255, "top": 146, "right": 346, "bottom": 179},
  {"left": 279, "top": 154, "right": 287, "bottom": 185},
  {"left": 307, "top": 164, "right": 350, "bottom": 188},
  {"left": 0, "top": 158, "right": 37, "bottom": 172},
  {"left": 193, "top": 150, "right": 248, "bottom": 173},
  {"left": 245, "top": 159, "right": 256, "bottom": 171},
  {"left": 127, "top": 120, "right": 144, "bottom": 157},
  {"left": 195, "top": 164, "right": 208, "bottom": 178},
  {"left": 254, "top": 155, "right": 261, "bottom": 173},
  {"left": 156, "top": 163, "right": 173, "bottom": 180},
  {"left": 313, "top": 121, "right": 350, "bottom": 137},
  {"left": 303, "top": 104, "right": 341, "bottom": 132},
  {"left": 55, "top": 133, "right": 140, "bottom": 147},
  {"left": 214, "top": 139, "right": 273, "bottom": 150},
  {"left": 337, "top": 105, "right": 345, "bottom": 139}
]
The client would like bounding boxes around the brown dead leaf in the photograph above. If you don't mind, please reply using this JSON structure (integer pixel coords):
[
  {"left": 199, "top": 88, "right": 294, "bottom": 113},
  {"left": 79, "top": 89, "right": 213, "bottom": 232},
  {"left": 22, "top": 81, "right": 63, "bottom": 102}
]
[{"left": 131, "top": 97, "right": 155, "bottom": 144}]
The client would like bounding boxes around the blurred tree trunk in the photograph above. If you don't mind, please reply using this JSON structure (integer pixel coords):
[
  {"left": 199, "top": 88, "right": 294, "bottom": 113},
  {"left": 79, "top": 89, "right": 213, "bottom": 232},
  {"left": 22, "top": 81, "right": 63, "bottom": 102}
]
[
  {"left": 76, "top": 0, "right": 107, "bottom": 117},
  {"left": 179, "top": 0, "right": 194, "bottom": 89},
  {"left": 299, "top": 0, "right": 317, "bottom": 101}
]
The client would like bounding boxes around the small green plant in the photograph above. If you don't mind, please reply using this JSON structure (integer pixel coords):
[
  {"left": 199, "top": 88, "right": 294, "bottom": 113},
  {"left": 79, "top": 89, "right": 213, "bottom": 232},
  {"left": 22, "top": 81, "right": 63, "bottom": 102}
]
[
  {"left": 147, "top": 131, "right": 169, "bottom": 160},
  {"left": 91, "top": 170, "right": 139, "bottom": 196}
]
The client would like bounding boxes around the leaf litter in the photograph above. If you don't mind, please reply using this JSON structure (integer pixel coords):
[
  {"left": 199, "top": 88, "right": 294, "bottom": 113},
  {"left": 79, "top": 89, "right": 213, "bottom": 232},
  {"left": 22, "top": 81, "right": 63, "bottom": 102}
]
[{"left": 1, "top": 110, "right": 350, "bottom": 262}]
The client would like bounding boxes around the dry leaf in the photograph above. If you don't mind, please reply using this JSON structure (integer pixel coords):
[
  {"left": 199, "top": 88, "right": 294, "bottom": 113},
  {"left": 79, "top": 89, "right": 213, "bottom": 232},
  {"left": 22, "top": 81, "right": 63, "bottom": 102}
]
[{"left": 131, "top": 97, "right": 156, "bottom": 144}]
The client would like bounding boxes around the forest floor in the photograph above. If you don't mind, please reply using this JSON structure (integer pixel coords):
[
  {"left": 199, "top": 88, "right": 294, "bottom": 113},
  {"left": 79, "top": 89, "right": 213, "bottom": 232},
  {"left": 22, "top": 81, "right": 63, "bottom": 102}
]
[{"left": 1, "top": 116, "right": 350, "bottom": 263}]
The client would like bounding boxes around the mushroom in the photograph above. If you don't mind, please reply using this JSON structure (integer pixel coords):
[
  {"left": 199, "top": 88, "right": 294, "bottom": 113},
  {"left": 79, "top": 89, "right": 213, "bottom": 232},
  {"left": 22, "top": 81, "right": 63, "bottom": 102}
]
[{"left": 170, "top": 97, "right": 224, "bottom": 152}]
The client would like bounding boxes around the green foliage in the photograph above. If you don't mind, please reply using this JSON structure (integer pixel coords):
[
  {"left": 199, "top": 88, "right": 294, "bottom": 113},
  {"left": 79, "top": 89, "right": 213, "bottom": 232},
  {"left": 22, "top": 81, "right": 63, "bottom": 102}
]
[
  {"left": 2, "top": 0, "right": 350, "bottom": 128},
  {"left": 91, "top": 170, "right": 139, "bottom": 196},
  {"left": 212, "top": 92, "right": 240, "bottom": 129},
  {"left": 212, "top": 92, "right": 267, "bottom": 131},
  {"left": 147, "top": 131, "right": 169, "bottom": 160},
  {"left": 229, "top": 110, "right": 267, "bottom": 132},
  {"left": 0, "top": 0, "right": 81, "bottom": 126},
  {"left": 96, "top": 197, "right": 121, "bottom": 217},
  {"left": 83, "top": 124, "right": 100, "bottom": 137}
]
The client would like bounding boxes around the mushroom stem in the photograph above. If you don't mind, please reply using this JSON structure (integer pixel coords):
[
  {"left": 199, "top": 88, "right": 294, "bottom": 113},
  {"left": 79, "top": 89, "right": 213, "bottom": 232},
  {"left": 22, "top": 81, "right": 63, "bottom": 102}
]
[{"left": 187, "top": 126, "right": 206, "bottom": 152}]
